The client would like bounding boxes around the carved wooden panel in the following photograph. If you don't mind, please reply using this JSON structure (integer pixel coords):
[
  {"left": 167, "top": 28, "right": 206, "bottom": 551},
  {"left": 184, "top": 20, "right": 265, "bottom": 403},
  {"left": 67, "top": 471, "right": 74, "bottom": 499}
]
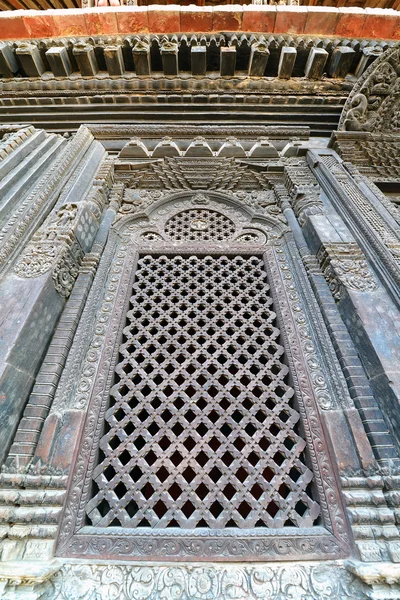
[{"left": 85, "top": 254, "right": 320, "bottom": 531}]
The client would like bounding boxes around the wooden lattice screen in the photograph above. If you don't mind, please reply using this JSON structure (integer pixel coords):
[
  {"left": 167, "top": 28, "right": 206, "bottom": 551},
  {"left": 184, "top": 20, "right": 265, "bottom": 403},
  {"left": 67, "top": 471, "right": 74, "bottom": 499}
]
[{"left": 85, "top": 254, "right": 320, "bottom": 530}]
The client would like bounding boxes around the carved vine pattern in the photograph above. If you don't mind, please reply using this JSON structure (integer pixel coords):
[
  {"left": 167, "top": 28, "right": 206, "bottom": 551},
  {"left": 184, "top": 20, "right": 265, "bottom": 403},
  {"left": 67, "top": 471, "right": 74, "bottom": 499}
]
[{"left": 50, "top": 563, "right": 368, "bottom": 600}]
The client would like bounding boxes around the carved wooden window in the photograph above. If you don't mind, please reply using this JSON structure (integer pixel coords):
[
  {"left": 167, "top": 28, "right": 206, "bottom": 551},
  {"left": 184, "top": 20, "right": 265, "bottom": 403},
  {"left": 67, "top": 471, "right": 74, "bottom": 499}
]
[
  {"left": 57, "top": 200, "right": 350, "bottom": 561},
  {"left": 86, "top": 254, "right": 319, "bottom": 530}
]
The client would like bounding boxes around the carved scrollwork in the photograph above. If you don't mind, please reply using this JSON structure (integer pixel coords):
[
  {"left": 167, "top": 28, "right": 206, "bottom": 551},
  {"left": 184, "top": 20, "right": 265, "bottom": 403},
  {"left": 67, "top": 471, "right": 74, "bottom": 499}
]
[
  {"left": 51, "top": 563, "right": 367, "bottom": 600},
  {"left": 14, "top": 202, "right": 84, "bottom": 298},
  {"left": 119, "top": 190, "right": 165, "bottom": 217},
  {"left": 14, "top": 242, "right": 57, "bottom": 278},
  {"left": 52, "top": 241, "right": 84, "bottom": 298},
  {"left": 339, "top": 47, "right": 400, "bottom": 133},
  {"left": 317, "top": 242, "right": 378, "bottom": 300},
  {"left": 116, "top": 188, "right": 288, "bottom": 243}
]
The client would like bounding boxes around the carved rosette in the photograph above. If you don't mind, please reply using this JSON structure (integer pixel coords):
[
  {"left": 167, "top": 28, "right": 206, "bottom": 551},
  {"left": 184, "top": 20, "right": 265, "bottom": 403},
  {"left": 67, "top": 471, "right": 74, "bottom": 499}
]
[
  {"left": 317, "top": 242, "right": 378, "bottom": 300},
  {"left": 14, "top": 243, "right": 57, "bottom": 278}
]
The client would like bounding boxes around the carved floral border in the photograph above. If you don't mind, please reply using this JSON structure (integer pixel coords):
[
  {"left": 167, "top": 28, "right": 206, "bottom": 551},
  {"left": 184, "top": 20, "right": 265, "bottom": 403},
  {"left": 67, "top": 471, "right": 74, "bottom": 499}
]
[{"left": 50, "top": 562, "right": 368, "bottom": 600}]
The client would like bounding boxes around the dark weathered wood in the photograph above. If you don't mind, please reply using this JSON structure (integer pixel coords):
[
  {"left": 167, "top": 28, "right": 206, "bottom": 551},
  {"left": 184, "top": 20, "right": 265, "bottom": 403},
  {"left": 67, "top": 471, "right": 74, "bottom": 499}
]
[
  {"left": 0, "top": 41, "right": 19, "bottom": 77},
  {"left": 104, "top": 44, "right": 125, "bottom": 76},
  {"left": 220, "top": 46, "right": 236, "bottom": 77},
  {"left": 248, "top": 43, "right": 270, "bottom": 77},
  {"left": 45, "top": 46, "right": 72, "bottom": 77},
  {"left": 328, "top": 46, "right": 356, "bottom": 78},
  {"left": 305, "top": 47, "right": 328, "bottom": 80},
  {"left": 132, "top": 42, "right": 151, "bottom": 76},
  {"left": 73, "top": 42, "right": 99, "bottom": 76},
  {"left": 16, "top": 43, "right": 46, "bottom": 77},
  {"left": 278, "top": 46, "right": 297, "bottom": 79},
  {"left": 191, "top": 45, "right": 207, "bottom": 76},
  {"left": 161, "top": 42, "right": 179, "bottom": 76}
]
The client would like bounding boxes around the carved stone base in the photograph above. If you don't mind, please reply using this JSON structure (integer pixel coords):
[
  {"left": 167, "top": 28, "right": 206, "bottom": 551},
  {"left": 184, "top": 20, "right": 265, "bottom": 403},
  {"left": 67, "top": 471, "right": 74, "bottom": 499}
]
[
  {"left": 0, "top": 560, "right": 372, "bottom": 600},
  {"left": 347, "top": 561, "right": 400, "bottom": 600},
  {"left": 0, "top": 560, "right": 61, "bottom": 599}
]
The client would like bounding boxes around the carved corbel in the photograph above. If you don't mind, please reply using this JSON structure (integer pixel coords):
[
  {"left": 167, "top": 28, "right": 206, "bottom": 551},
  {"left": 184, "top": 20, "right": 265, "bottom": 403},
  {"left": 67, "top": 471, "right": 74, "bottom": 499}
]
[
  {"left": 317, "top": 242, "right": 378, "bottom": 300},
  {"left": 14, "top": 203, "right": 83, "bottom": 298},
  {"left": 0, "top": 560, "right": 61, "bottom": 600}
]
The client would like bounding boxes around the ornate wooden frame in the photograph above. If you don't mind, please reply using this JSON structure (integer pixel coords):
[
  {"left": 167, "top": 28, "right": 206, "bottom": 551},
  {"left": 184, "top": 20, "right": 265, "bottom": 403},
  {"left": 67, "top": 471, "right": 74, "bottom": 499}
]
[{"left": 56, "top": 191, "right": 352, "bottom": 561}]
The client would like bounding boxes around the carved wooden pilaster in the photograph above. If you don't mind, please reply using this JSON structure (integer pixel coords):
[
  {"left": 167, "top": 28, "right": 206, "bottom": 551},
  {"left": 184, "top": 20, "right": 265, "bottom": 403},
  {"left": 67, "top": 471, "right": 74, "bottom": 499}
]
[
  {"left": 4, "top": 166, "right": 117, "bottom": 472},
  {"left": 275, "top": 174, "right": 400, "bottom": 473}
]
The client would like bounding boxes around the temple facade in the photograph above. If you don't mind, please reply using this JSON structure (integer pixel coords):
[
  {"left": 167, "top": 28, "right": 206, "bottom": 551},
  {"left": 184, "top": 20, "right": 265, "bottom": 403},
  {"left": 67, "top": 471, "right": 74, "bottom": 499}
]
[{"left": 1, "top": 6, "right": 400, "bottom": 599}]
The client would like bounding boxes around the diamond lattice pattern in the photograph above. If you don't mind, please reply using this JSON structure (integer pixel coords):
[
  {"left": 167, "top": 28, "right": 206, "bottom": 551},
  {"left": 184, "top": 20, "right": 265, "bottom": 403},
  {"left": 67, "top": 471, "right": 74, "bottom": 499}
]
[
  {"left": 86, "top": 255, "right": 320, "bottom": 529},
  {"left": 164, "top": 209, "right": 236, "bottom": 242}
]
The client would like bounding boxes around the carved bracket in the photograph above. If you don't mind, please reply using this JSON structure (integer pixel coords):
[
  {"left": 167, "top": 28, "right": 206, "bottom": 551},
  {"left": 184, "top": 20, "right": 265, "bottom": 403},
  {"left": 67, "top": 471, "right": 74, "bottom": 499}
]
[{"left": 317, "top": 242, "right": 378, "bottom": 300}]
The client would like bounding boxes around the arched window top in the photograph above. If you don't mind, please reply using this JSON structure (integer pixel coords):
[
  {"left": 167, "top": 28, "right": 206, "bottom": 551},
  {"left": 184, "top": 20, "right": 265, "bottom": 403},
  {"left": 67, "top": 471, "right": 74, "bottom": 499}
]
[{"left": 115, "top": 190, "right": 286, "bottom": 246}]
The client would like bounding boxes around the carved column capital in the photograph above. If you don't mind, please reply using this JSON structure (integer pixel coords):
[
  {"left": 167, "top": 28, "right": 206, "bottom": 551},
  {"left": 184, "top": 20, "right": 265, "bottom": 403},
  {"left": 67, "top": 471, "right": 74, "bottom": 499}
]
[
  {"left": 14, "top": 204, "right": 84, "bottom": 299},
  {"left": 283, "top": 161, "right": 326, "bottom": 225}
]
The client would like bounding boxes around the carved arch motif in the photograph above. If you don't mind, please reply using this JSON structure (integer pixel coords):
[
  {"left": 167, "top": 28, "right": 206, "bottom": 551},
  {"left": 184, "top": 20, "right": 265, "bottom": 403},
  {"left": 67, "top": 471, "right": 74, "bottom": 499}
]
[
  {"left": 115, "top": 190, "right": 289, "bottom": 245},
  {"left": 339, "top": 47, "right": 400, "bottom": 133}
]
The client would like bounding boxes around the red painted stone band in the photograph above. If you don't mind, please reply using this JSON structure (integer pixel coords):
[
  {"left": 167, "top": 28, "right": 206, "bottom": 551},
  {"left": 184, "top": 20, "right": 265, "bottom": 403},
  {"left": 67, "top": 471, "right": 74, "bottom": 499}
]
[{"left": 0, "top": 5, "right": 399, "bottom": 41}]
